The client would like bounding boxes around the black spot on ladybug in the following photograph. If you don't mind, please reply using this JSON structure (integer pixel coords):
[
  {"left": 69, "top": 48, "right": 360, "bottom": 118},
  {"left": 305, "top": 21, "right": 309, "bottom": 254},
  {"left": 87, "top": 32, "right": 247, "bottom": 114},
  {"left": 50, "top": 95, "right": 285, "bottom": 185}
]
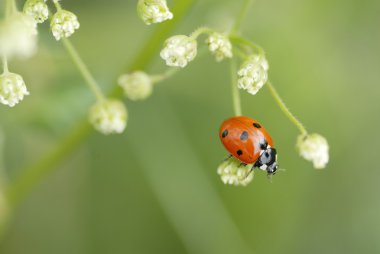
[
  {"left": 237, "top": 150, "right": 243, "bottom": 156},
  {"left": 240, "top": 131, "right": 248, "bottom": 141},
  {"left": 222, "top": 129, "right": 228, "bottom": 138},
  {"left": 253, "top": 122, "right": 261, "bottom": 128}
]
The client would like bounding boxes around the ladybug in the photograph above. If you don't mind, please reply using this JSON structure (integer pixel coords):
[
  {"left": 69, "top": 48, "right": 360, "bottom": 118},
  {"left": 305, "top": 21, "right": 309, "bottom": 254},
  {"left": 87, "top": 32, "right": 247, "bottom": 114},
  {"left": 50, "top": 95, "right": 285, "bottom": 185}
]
[{"left": 219, "top": 116, "right": 278, "bottom": 175}]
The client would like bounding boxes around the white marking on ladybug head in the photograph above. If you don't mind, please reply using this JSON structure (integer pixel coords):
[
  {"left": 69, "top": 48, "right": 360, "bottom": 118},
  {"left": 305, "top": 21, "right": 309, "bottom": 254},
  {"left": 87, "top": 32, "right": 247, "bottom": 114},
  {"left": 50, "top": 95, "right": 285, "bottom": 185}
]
[{"left": 260, "top": 164, "right": 267, "bottom": 170}]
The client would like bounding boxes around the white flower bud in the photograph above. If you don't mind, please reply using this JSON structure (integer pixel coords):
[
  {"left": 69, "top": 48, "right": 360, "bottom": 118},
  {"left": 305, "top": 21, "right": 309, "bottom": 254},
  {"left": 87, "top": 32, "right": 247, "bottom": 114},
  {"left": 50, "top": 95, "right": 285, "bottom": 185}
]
[
  {"left": 160, "top": 35, "right": 197, "bottom": 68},
  {"left": 0, "top": 13, "right": 38, "bottom": 59},
  {"left": 23, "top": 0, "right": 49, "bottom": 24},
  {"left": 237, "top": 54, "right": 269, "bottom": 95},
  {"left": 0, "top": 72, "right": 29, "bottom": 107},
  {"left": 50, "top": 10, "right": 80, "bottom": 40},
  {"left": 137, "top": 0, "right": 173, "bottom": 25},
  {"left": 89, "top": 99, "right": 128, "bottom": 135},
  {"left": 297, "top": 134, "right": 329, "bottom": 169},
  {"left": 118, "top": 71, "right": 153, "bottom": 101},
  {"left": 217, "top": 157, "right": 253, "bottom": 186},
  {"left": 206, "top": 32, "right": 233, "bottom": 62}
]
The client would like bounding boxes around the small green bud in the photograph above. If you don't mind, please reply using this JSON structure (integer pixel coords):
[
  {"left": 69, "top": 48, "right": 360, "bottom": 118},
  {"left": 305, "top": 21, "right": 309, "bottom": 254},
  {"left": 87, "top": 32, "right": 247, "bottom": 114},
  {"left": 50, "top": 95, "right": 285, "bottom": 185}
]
[{"left": 118, "top": 71, "right": 153, "bottom": 101}]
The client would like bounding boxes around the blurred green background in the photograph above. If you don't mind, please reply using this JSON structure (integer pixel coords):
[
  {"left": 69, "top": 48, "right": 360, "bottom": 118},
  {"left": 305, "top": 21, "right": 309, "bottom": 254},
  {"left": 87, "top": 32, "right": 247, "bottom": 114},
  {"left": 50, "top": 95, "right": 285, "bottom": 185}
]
[{"left": 0, "top": 0, "right": 380, "bottom": 253}]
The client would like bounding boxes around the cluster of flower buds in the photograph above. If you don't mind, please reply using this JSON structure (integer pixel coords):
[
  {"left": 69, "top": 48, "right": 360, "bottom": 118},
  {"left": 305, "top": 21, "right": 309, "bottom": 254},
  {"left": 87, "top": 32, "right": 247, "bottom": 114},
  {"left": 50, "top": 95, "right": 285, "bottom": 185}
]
[
  {"left": 206, "top": 32, "right": 233, "bottom": 62},
  {"left": 89, "top": 99, "right": 128, "bottom": 135},
  {"left": 160, "top": 31, "right": 233, "bottom": 68},
  {"left": 237, "top": 54, "right": 269, "bottom": 95},
  {"left": 0, "top": 72, "right": 29, "bottom": 107},
  {"left": 23, "top": 0, "right": 80, "bottom": 40},
  {"left": 160, "top": 35, "right": 198, "bottom": 68},
  {"left": 23, "top": 0, "right": 49, "bottom": 23},
  {"left": 0, "top": 6, "right": 38, "bottom": 107},
  {"left": 297, "top": 134, "right": 329, "bottom": 169},
  {"left": 137, "top": 0, "right": 173, "bottom": 25},
  {"left": 118, "top": 71, "right": 153, "bottom": 101},
  {"left": 50, "top": 9, "right": 80, "bottom": 40},
  {"left": 217, "top": 157, "right": 254, "bottom": 186}
]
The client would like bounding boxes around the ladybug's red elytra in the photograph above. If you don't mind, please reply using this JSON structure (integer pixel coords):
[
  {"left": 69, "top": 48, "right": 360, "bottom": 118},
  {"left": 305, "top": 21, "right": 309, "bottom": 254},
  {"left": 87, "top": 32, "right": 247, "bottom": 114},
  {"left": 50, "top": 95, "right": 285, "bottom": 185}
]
[{"left": 219, "top": 116, "right": 279, "bottom": 175}]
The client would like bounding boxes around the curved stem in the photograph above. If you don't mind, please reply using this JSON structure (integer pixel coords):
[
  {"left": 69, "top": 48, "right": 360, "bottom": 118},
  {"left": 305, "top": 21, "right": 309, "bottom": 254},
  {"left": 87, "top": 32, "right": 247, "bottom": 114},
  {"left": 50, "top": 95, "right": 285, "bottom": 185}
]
[
  {"left": 2, "top": 57, "right": 9, "bottom": 74},
  {"left": 266, "top": 81, "right": 308, "bottom": 135},
  {"left": 229, "top": 35, "right": 265, "bottom": 55},
  {"left": 52, "top": 0, "right": 63, "bottom": 11},
  {"left": 150, "top": 68, "right": 178, "bottom": 84},
  {"left": 61, "top": 38, "right": 105, "bottom": 101},
  {"left": 231, "top": 0, "right": 254, "bottom": 34},
  {"left": 230, "top": 59, "right": 242, "bottom": 116},
  {"left": 5, "top": 0, "right": 16, "bottom": 18},
  {"left": 190, "top": 27, "right": 213, "bottom": 40}
]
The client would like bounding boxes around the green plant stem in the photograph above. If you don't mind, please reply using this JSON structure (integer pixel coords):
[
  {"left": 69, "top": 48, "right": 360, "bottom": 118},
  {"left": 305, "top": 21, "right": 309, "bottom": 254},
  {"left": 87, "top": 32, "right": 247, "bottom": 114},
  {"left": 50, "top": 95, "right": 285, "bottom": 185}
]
[
  {"left": 229, "top": 35, "right": 264, "bottom": 55},
  {"left": 61, "top": 38, "right": 105, "bottom": 101},
  {"left": 230, "top": 59, "right": 242, "bottom": 116},
  {"left": 2, "top": 57, "right": 9, "bottom": 74},
  {"left": 4, "top": 0, "right": 196, "bottom": 208},
  {"left": 52, "top": 0, "right": 63, "bottom": 11},
  {"left": 189, "top": 27, "right": 213, "bottom": 39},
  {"left": 150, "top": 68, "right": 178, "bottom": 84},
  {"left": 227, "top": 0, "right": 256, "bottom": 116},
  {"left": 231, "top": 0, "right": 254, "bottom": 34},
  {"left": 267, "top": 81, "right": 308, "bottom": 135},
  {"left": 5, "top": 121, "right": 91, "bottom": 206}
]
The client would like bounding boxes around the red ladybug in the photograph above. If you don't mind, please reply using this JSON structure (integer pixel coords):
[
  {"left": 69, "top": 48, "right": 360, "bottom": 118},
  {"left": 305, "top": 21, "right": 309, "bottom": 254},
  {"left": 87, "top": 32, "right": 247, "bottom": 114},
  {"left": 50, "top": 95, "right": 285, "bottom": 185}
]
[{"left": 219, "top": 116, "right": 278, "bottom": 175}]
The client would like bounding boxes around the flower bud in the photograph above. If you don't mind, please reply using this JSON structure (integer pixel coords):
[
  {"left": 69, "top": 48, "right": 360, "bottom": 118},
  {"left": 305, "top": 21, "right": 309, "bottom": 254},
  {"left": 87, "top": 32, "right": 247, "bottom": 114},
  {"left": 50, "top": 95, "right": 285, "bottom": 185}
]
[
  {"left": 0, "top": 72, "right": 29, "bottom": 107},
  {"left": 237, "top": 54, "right": 269, "bottom": 95},
  {"left": 51, "top": 10, "right": 80, "bottom": 40},
  {"left": 118, "top": 71, "right": 153, "bottom": 101},
  {"left": 23, "top": 0, "right": 49, "bottom": 24},
  {"left": 297, "top": 133, "right": 329, "bottom": 169},
  {"left": 217, "top": 156, "right": 253, "bottom": 186},
  {"left": 89, "top": 99, "right": 128, "bottom": 135},
  {"left": 137, "top": 0, "right": 173, "bottom": 25},
  {"left": 160, "top": 35, "right": 197, "bottom": 68},
  {"left": 206, "top": 32, "right": 233, "bottom": 62}
]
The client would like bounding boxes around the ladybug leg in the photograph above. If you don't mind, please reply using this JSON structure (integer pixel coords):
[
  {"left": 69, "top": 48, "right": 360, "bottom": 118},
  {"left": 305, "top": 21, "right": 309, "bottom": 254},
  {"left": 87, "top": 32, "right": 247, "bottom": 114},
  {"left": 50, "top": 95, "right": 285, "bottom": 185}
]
[
  {"left": 242, "top": 165, "right": 255, "bottom": 180},
  {"left": 223, "top": 154, "right": 233, "bottom": 162},
  {"left": 239, "top": 162, "right": 247, "bottom": 167}
]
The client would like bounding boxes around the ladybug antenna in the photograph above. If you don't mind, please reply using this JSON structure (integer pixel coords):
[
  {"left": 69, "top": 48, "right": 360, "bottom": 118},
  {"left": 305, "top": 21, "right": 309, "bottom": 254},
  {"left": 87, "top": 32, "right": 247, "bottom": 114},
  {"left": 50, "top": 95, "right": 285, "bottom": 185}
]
[{"left": 267, "top": 173, "right": 273, "bottom": 183}]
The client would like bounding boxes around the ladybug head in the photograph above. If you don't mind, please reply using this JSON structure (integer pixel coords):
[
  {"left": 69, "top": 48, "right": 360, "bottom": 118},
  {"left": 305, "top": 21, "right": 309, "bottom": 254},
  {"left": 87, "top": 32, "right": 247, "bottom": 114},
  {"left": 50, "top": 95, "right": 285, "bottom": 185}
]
[{"left": 256, "top": 148, "right": 279, "bottom": 175}]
